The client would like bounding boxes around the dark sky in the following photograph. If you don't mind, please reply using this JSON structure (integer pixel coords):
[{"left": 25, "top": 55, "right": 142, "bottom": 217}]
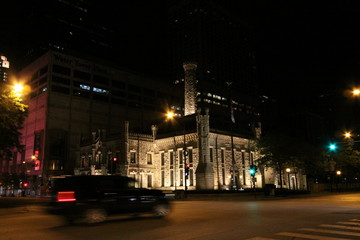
[
  {"left": 252, "top": 1, "right": 360, "bottom": 103},
  {"left": 2, "top": 1, "right": 360, "bottom": 107}
]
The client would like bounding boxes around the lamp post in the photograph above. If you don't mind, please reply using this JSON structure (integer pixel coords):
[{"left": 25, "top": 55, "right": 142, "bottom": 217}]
[
  {"left": 286, "top": 168, "right": 291, "bottom": 190},
  {"left": 166, "top": 111, "right": 188, "bottom": 192}
]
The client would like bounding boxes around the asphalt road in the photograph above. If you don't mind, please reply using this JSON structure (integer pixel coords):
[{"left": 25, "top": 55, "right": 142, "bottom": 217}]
[{"left": 1, "top": 193, "right": 360, "bottom": 239}]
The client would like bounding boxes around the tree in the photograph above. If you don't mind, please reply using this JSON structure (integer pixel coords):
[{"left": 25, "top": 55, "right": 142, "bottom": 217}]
[
  {"left": 255, "top": 131, "right": 324, "bottom": 189},
  {"left": 0, "top": 87, "right": 28, "bottom": 159},
  {"left": 336, "top": 142, "right": 360, "bottom": 181}
]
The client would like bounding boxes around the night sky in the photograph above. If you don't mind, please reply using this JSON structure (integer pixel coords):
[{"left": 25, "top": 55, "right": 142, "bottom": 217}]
[
  {"left": 2, "top": 1, "right": 360, "bottom": 108},
  {"left": 253, "top": 1, "right": 360, "bottom": 103}
]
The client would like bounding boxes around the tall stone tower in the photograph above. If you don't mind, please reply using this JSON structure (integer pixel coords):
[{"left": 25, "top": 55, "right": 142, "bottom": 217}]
[
  {"left": 183, "top": 62, "right": 197, "bottom": 116},
  {"left": 195, "top": 108, "right": 214, "bottom": 190}
]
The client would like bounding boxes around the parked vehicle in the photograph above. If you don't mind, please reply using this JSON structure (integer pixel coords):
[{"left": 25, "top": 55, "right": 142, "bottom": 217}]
[{"left": 46, "top": 175, "right": 171, "bottom": 224}]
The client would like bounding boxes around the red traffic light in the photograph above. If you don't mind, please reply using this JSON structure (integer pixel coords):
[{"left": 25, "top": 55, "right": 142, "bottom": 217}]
[
  {"left": 186, "top": 164, "right": 190, "bottom": 168},
  {"left": 113, "top": 157, "right": 118, "bottom": 162},
  {"left": 23, "top": 182, "right": 29, "bottom": 188}
]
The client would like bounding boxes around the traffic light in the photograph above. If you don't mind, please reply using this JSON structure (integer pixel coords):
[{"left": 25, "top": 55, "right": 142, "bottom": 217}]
[
  {"left": 113, "top": 157, "right": 118, "bottom": 162},
  {"left": 22, "top": 182, "right": 29, "bottom": 188},
  {"left": 328, "top": 143, "right": 338, "bottom": 152},
  {"left": 249, "top": 165, "right": 257, "bottom": 176},
  {"left": 185, "top": 164, "right": 190, "bottom": 176}
]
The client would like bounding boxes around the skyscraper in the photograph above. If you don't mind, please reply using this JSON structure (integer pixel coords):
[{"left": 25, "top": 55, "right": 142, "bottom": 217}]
[{"left": 167, "top": 0, "right": 259, "bottom": 137}]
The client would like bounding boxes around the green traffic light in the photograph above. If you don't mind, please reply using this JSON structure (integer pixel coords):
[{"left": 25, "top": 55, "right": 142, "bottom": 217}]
[
  {"left": 328, "top": 143, "right": 337, "bottom": 151},
  {"left": 249, "top": 165, "right": 257, "bottom": 176}
]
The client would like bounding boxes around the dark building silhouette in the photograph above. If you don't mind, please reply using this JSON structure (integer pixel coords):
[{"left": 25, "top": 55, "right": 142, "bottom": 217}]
[{"left": 167, "top": 0, "right": 260, "bottom": 138}]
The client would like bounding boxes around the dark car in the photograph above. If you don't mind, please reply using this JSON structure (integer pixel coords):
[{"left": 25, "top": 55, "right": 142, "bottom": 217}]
[{"left": 46, "top": 175, "right": 171, "bottom": 224}]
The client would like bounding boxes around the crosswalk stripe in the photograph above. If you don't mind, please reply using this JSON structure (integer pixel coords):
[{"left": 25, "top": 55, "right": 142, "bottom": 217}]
[
  {"left": 349, "top": 219, "right": 360, "bottom": 222},
  {"left": 277, "top": 232, "right": 350, "bottom": 240},
  {"left": 300, "top": 227, "right": 360, "bottom": 237},
  {"left": 337, "top": 221, "right": 360, "bottom": 226},
  {"left": 320, "top": 224, "right": 360, "bottom": 231}
]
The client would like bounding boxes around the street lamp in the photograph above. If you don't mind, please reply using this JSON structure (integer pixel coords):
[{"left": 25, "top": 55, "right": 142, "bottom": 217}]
[
  {"left": 286, "top": 168, "right": 291, "bottom": 190},
  {"left": 13, "top": 83, "right": 24, "bottom": 97},
  {"left": 344, "top": 131, "right": 352, "bottom": 139},
  {"left": 166, "top": 111, "right": 188, "bottom": 192},
  {"left": 352, "top": 89, "right": 360, "bottom": 96},
  {"left": 166, "top": 111, "right": 174, "bottom": 120}
]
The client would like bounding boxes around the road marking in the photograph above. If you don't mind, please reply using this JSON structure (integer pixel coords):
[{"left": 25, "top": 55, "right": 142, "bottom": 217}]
[
  {"left": 349, "top": 219, "right": 360, "bottom": 222},
  {"left": 277, "top": 232, "right": 350, "bottom": 240},
  {"left": 300, "top": 227, "right": 360, "bottom": 237},
  {"left": 337, "top": 221, "right": 360, "bottom": 226},
  {"left": 320, "top": 224, "right": 360, "bottom": 231},
  {"left": 246, "top": 237, "right": 278, "bottom": 240}
]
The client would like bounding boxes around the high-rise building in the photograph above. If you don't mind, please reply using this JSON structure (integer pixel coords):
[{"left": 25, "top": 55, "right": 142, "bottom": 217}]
[
  {"left": 167, "top": 0, "right": 259, "bottom": 137},
  {"left": 12, "top": 50, "right": 181, "bottom": 184}
]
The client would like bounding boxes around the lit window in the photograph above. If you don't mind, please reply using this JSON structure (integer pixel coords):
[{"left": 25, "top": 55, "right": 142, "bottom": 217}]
[
  {"left": 213, "top": 94, "right": 221, "bottom": 100},
  {"left": 80, "top": 84, "right": 91, "bottom": 90},
  {"left": 93, "top": 87, "right": 109, "bottom": 94},
  {"left": 147, "top": 153, "right": 152, "bottom": 164}
]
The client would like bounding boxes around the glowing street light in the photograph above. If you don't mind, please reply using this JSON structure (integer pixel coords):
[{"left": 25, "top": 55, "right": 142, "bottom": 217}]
[
  {"left": 166, "top": 111, "right": 174, "bottom": 120},
  {"left": 353, "top": 89, "right": 360, "bottom": 96},
  {"left": 336, "top": 170, "right": 341, "bottom": 175},
  {"left": 13, "top": 83, "right": 24, "bottom": 97},
  {"left": 286, "top": 168, "right": 291, "bottom": 190},
  {"left": 344, "top": 131, "right": 352, "bottom": 139}
]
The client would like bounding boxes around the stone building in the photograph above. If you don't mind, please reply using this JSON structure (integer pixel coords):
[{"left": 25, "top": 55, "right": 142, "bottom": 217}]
[{"left": 77, "top": 62, "right": 307, "bottom": 191}]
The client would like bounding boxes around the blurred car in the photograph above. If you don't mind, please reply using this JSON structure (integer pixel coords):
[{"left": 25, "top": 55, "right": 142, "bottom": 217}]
[{"left": 46, "top": 175, "right": 171, "bottom": 224}]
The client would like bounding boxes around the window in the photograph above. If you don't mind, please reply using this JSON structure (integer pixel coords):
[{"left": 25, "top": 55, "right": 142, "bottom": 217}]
[
  {"left": 93, "top": 86, "right": 109, "bottom": 94},
  {"left": 188, "top": 148, "right": 193, "bottom": 163},
  {"left": 52, "top": 64, "right": 71, "bottom": 76},
  {"left": 112, "top": 80, "right": 125, "bottom": 89},
  {"left": 209, "top": 148, "right": 213, "bottom": 162},
  {"left": 52, "top": 76, "right": 69, "bottom": 85},
  {"left": 93, "top": 94, "right": 108, "bottom": 102},
  {"left": 147, "top": 174, "right": 152, "bottom": 188},
  {"left": 147, "top": 153, "right": 152, "bottom": 164},
  {"left": 130, "top": 152, "right": 136, "bottom": 163},
  {"left": 179, "top": 150, "right": 183, "bottom": 166},
  {"left": 180, "top": 170, "right": 183, "bottom": 186},
  {"left": 51, "top": 85, "right": 70, "bottom": 94},
  {"left": 242, "top": 152, "right": 245, "bottom": 165},
  {"left": 161, "top": 170, "right": 165, "bottom": 187},
  {"left": 39, "top": 76, "right": 48, "bottom": 85},
  {"left": 243, "top": 170, "right": 246, "bottom": 185},
  {"left": 161, "top": 152, "right": 165, "bottom": 166},
  {"left": 190, "top": 169, "right": 194, "bottom": 186},
  {"left": 39, "top": 65, "right": 48, "bottom": 76},
  {"left": 170, "top": 170, "right": 174, "bottom": 186},
  {"left": 222, "top": 168, "right": 225, "bottom": 185},
  {"left": 73, "top": 90, "right": 90, "bottom": 98},
  {"left": 170, "top": 151, "right": 174, "bottom": 165},
  {"left": 93, "top": 75, "right": 109, "bottom": 85},
  {"left": 221, "top": 149, "right": 225, "bottom": 163},
  {"left": 74, "top": 70, "right": 90, "bottom": 80}
]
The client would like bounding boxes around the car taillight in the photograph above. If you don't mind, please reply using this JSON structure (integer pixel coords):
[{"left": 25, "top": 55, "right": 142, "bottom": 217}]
[{"left": 57, "top": 191, "right": 76, "bottom": 202}]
